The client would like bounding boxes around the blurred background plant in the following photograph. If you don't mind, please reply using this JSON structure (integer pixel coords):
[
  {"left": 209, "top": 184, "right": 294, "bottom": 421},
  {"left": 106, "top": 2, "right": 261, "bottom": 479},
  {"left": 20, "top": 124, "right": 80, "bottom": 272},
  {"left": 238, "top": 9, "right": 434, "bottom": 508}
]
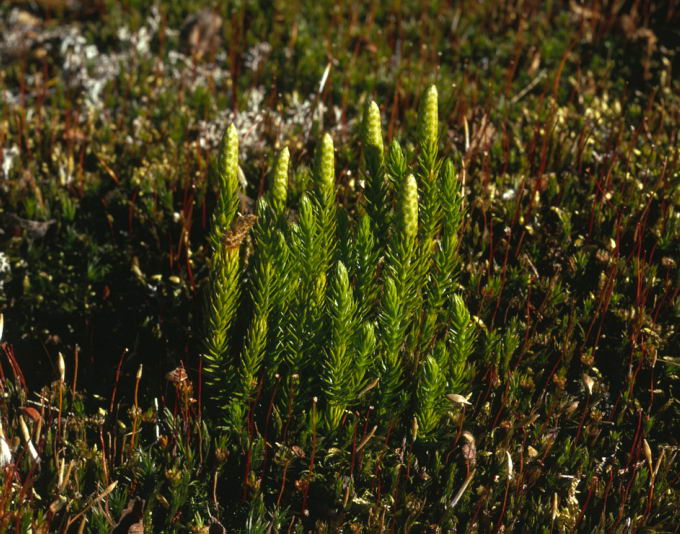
[{"left": 0, "top": 0, "right": 678, "bottom": 531}]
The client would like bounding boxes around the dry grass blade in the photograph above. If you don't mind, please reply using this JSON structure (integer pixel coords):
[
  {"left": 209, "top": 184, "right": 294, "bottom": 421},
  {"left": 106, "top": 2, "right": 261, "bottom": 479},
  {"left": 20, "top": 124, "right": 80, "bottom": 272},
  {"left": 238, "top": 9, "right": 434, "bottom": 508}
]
[{"left": 66, "top": 481, "right": 119, "bottom": 530}]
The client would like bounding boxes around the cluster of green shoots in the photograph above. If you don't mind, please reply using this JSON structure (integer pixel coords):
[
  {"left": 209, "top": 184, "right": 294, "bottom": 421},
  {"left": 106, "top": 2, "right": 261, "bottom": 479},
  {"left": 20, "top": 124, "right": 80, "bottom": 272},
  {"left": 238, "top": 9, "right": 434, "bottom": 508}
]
[{"left": 203, "top": 85, "right": 476, "bottom": 441}]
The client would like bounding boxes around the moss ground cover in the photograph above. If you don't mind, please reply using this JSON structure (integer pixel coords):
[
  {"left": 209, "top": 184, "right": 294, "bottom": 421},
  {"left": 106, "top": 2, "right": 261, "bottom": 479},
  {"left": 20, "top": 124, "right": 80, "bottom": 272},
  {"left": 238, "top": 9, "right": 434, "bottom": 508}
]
[{"left": 0, "top": 1, "right": 678, "bottom": 531}]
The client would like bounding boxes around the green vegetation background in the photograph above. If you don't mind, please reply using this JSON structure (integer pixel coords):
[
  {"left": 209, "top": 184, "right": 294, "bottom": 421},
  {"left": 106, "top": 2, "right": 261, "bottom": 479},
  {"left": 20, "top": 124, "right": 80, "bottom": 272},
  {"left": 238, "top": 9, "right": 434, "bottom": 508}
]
[{"left": 0, "top": 0, "right": 678, "bottom": 532}]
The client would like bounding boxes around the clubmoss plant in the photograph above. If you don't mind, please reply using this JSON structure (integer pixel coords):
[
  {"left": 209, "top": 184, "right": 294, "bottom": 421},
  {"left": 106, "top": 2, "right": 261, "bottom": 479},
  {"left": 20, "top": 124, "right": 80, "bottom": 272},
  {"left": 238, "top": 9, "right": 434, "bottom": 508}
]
[
  {"left": 203, "top": 85, "right": 476, "bottom": 440},
  {"left": 313, "top": 132, "right": 338, "bottom": 277},
  {"left": 203, "top": 125, "right": 242, "bottom": 415},
  {"left": 362, "top": 100, "right": 388, "bottom": 238},
  {"left": 323, "top": 261, "right": 360, "bottom": 429}
]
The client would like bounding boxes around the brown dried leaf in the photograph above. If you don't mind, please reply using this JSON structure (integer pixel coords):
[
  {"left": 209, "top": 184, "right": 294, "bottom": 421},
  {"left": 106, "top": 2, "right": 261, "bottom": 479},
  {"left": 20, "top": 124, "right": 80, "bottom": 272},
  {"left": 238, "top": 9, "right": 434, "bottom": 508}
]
[
  {"left": 165, "top": 367, "right": 188, "bottom": 384},
  {"left": 208, "top": 517, "right": 227, "bottom": 534},
  {"left": 0, "top": 212, "right": 55, "bottom": 239},
  {"left": 224, "top": 214, "right": 258, "bottom": 250},
  {"left": 22, "top": 407, "right": 42, "bottom": 423},
  {"left": 461, "top": 431, "right": 476, "bottom": 467},
  {"left": 110, "top": 497, "right": 144, "bottom": 534},
  {"left": 182, "top": 9, "right": 223, "bottom": 61},
  {"left": 291, "top": 445, "right": 306, "bottom": 459}
]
